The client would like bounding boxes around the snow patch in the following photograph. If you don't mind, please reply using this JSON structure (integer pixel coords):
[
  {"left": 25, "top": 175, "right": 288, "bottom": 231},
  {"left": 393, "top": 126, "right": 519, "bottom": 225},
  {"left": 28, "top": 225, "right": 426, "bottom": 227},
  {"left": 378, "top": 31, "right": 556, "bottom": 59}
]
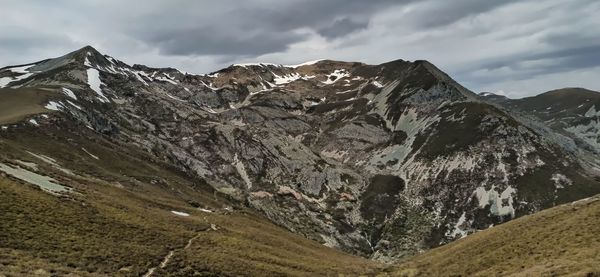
[
  {"left": 165, "top": 93, "right": 185, "bottom": 102},
  {"left": 234, "top": 62, "right": 280, "bottom": 67},
  {"left": 0, "top": 65, "right": 34, "bottom": 88},
  {"left": 551, "top": 173, "right": 572, "bottom": 189},
  {"left": 0, "top": 162, "right": 72, "bottom": 195},
  {"left": 44, "top": 101, "right": 63, "bottom": 111},
  {"left": 447, "top": 212, "right": 468, "bottom": 238},
  {"left": 322, "top": 69, "right": 350, "bottom": 85},
  {"left": 473, "top": 185, "right": 516, "bottom": 217},
  {"left": 66, "top": 100, "right": 82, "bottom": 110},
  {"left": 84, "top": 52, "right": 92, "bottom": 67},
  {"left": 286, "top": 59, "right": 324, "bottom": 68},
  {"left": 584, "top": 105, "right": 600, "bottom": 117},
  {"left": 372, "top": 80, "right": 384, "bottom": 88},
  {"left": 81, "top": 148, "right": 100, "bottom": 160},
  {"left": 62, "top": 88, "right": 77, "bottom": 100},
  {"left": 171, "top": 211, "right": 190, "bottom": 217},
  {"left": 273, "top": 72, "right": 302, "bottom": 85},
  {"left": 86, "top": 68, "right": 110, "bottom": 103},
  {"left": 16, "top": 160, "right": 38, "bottom": 170},
  {"left": 156, "top": 74, "right": 178, "bottom": 85},
  {"left": 26, "top": 151, "right": 73, "bottom": 175},
  {"left": 28, "top": 119, "right": 39, "bottom": 126}
]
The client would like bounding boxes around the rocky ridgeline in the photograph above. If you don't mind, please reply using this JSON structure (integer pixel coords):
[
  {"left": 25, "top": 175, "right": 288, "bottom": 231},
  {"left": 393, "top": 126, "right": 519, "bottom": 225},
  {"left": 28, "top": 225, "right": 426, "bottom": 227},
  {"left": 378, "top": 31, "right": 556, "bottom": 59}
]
[{"left": 2, "top": 46, "right": 600, "bottom": 261}]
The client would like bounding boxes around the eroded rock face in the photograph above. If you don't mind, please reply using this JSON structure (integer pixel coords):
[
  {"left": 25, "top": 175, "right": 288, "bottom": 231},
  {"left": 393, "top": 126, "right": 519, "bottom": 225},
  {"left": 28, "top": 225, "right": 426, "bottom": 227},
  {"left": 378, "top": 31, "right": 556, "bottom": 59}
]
[{"left": 3, "top": 46, "right": 600, "bottom": 261}]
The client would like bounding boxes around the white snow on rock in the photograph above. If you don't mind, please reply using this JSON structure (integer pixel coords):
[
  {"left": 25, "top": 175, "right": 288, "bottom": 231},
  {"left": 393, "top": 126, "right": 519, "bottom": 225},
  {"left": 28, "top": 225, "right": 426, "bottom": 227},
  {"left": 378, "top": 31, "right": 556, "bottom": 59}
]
[
  {"left": 86, "top": 68, "right": 110, "bottom": 103},
  {"left": 584, "top": 105, "right": 600, "bottom": 117},
  {"left": 273, "top": 72, "right": 302, "bottom": 85},
  {"left": 473, "top": 185, "right": 516, "bottom": 217},
  {"left": 156, "top": 73, "right": 178, "bottom": 85},
  {"left": 0, "top": 77, "right": 12, "bottom": 88},
  {"left": 28, "top": 119, "right": 39, "bottom": 126},
  {"left": 286, "top": 59, "right": 324, "bottom": 68},
  {"left": 234, "top": 62, "right": 279, "bottom": 68},
  {"left": 171, "top": 211, "right": 190, "bottom": 217},
  {"left": 44, "top": 101, "right": 64, "bottom": 111},
  {"left": 122, "top": 68, "right": 151, "bottom": 85},
  {"left": 447, "top": 212, "right": 468, "bottom": 239},
  {"left": 372, "top": 80, "right": 384, "bottom": 88},
  {"left": 16, "top": 160, "right": 38, "bottom": 170},
  {"left": 232, "top": 59, "right": 323, "bottom": 69},
  {"left": 165, "top": 93, "right": 185, "bottom": 102},
  {"left": 66, "top": 100, "right": 82, "bottom": 110},
  {"left": 551, "top": 173, "right": 572, "bottom": 189},
  {"left": 84, "top": 52, "right": 93, "bottom": 67},
  {"left": 27, "top": 151, "right": 74, "bottom": 175},
  {"left": 198, "top": 208, "right": 213, "bottom": 213},
  {"left": 9, "top": 65, "right": 32, "bottom": 74},
  {"left": 81, "top": 147, "right": 100, "bottom": 160},
  {"left": 323, "top": 69, "right": 350, "bottom": 85},
  {"left": 0, "top": 65, "right": 34, "bottom": 88},
  {"left": 0, "top": 162, "right": 72, "bottom": 195},
  {"left": 62, "top": 88, "right": 77, "bottom": 100}
]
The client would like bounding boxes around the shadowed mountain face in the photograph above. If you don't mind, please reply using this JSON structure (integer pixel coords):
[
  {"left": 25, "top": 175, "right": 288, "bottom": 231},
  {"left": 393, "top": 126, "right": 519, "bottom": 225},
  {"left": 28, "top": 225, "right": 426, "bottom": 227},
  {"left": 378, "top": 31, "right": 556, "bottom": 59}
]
[{"left": 2, "top": 46, "right": 600, "bottom": 264}]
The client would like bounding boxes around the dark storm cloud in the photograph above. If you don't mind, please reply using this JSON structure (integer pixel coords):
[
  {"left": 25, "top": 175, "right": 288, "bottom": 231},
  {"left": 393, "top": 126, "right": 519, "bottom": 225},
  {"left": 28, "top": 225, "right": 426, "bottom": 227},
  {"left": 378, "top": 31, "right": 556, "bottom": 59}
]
[
  {"left": 124, "top": 0, "right": 409, "bottom": 57},
  {"left": 141, "top": 26, "right": 309, "bottom": 56}
]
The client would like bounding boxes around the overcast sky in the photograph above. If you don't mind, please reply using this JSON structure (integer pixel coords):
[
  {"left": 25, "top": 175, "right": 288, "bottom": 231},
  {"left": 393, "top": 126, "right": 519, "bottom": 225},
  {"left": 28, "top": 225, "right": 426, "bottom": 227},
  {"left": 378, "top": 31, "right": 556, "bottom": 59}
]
[{"left": 1, "top": 0, "right": 599, "bottom": 98}]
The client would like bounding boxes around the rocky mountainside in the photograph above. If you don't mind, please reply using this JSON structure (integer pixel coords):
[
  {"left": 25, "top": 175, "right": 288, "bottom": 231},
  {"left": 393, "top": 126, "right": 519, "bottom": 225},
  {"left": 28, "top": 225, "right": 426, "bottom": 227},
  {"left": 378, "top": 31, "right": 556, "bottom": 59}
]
[
  {"left": 2, "top": 46, "right": 600, "bottom": 262},
  {"left": 480, "top": 88, "right": 600, "bottom": 164}
]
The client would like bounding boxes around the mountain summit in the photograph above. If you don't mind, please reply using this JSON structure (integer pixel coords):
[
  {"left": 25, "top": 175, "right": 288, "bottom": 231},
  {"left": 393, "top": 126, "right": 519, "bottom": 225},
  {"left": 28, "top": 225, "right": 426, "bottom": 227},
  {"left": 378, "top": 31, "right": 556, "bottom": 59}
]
[{"left": 1, "top": 46, "right": 600, "bottom": 269}]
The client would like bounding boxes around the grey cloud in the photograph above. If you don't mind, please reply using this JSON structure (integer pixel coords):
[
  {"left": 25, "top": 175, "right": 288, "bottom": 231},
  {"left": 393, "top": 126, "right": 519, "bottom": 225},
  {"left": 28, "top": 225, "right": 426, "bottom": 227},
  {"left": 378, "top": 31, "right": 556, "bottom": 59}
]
[
  {"left": 140, "top": 26, "right": 309, "bottom": 56},
  {"left": 469, "top": 44, "right": 600, "bottom": 84},
  {"left": 401, "top": 0, "right": 519, "bottom": 29},
  {"left": 0, "top": 27, "right": 74, "bottom": 52},
  {"left": 123, "top": 0, "right": 408, "bottom": 57},
  {"left": 0, "top": 0, "right": 599, "bottom": 97},
  {"left": 317, "top": 18, "right": 369, "bottom": 39}
]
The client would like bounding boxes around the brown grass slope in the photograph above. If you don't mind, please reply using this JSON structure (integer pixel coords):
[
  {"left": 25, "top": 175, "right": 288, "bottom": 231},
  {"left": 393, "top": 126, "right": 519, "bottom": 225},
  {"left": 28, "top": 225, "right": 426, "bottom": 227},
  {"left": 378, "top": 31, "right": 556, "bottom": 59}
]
[
  {"left": 0, "top": 87, "right": 60, "bottom": 124},
  {"left": 393, "top": 195, "right": 600, "bottom": 276},
  {"left": 0, "top": 122, "right": 382, "bottom": 276}
]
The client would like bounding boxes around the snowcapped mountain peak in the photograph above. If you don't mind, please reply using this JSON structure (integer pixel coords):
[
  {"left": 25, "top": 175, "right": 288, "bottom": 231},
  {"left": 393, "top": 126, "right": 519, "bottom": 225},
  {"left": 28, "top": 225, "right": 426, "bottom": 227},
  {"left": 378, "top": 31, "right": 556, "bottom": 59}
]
[{"left": 2, "top": 47, "right": 600, "bottom": 263}]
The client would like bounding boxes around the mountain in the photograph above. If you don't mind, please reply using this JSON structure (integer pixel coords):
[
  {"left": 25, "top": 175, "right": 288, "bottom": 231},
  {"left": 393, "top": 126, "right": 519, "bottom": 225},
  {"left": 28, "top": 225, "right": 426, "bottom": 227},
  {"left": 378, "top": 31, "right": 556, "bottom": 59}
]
[
  {"left": 1, "top": 46, "right": 600, "bottom": 274},
  {"left": 480, "top": 88, "right": 600, "bottom": 172}
]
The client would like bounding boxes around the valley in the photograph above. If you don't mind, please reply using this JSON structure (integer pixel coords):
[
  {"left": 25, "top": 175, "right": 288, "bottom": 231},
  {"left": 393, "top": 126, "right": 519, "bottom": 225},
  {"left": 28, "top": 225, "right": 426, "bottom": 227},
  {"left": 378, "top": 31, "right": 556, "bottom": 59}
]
[{"left": 1, "top": 46, "right": 599, "bottom": 276}]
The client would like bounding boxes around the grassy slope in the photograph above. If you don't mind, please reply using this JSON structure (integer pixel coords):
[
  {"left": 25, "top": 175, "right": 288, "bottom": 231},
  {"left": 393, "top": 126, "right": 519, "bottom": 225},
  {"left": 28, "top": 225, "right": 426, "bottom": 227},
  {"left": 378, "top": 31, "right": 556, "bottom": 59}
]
[
  {"left": 3, "top": 94, "right": 600, "bottom": 276},
  {"left": 0, "top": 123, "right": 382, "bottom": 276},
  {"left": 393, "top": 195, "right": 600, "bottom": 276},
  {"left": 0, "top": 88, "right": 60, "bottom": 124}
]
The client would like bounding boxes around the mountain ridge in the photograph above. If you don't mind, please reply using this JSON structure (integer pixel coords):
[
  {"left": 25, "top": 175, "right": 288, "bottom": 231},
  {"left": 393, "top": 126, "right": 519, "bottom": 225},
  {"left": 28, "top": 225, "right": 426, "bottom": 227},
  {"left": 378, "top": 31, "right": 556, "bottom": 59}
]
[{"left": 1, "top": 46, "right": 600, "bottom": 264}]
